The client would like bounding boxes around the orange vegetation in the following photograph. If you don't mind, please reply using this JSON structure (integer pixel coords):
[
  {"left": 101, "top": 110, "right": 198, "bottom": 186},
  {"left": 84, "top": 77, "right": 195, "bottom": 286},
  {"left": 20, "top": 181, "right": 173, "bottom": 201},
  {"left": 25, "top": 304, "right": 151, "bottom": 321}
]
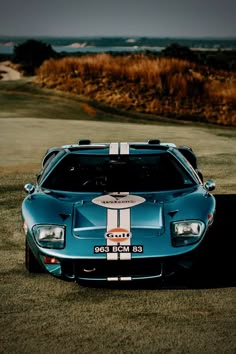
[{"left": 36, "top": 54, "right": 236, "bottom": 126}]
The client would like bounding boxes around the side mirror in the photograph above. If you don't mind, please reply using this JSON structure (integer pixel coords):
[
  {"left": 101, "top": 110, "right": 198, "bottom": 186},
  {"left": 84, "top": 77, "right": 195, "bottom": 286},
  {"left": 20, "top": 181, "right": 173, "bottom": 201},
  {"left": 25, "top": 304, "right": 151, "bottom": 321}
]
[
  {"left": 204, "top": 180, "right": 216, "bottom": 192},
  {"left": 24, "top": 183, "right": 35, "bottom": 194}
]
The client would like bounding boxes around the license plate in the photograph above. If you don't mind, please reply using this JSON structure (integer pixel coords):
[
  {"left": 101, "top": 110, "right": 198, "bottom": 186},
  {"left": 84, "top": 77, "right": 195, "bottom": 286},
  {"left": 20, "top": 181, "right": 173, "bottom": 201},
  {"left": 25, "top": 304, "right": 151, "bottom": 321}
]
[{"left": 94, "top": 245, "right": 143, "bottom": 254}]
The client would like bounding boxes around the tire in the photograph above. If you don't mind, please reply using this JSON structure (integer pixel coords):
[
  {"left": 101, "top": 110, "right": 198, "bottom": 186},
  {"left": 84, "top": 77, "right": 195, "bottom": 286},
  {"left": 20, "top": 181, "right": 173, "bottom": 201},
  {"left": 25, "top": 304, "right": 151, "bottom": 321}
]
[{"left": 25, "top": 239, "right": 44, "bottom": 273}]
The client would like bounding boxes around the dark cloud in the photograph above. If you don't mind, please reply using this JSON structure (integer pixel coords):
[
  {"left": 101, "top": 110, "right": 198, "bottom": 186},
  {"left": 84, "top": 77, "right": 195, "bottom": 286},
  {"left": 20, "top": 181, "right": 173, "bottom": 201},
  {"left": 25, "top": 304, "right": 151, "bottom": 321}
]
[{"left": 0, "top": 0, "right": 235, "bottom": 37}]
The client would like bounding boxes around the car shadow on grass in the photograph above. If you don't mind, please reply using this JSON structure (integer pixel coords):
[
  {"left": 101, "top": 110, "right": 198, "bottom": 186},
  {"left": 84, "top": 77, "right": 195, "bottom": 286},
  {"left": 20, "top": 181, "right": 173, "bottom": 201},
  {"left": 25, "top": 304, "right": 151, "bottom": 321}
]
[
  {"left": 186, "top": 193, "right": 236, "bottom": 289},
  {"left": 162, "top": 194, "right": 236, "bottom": 290}
]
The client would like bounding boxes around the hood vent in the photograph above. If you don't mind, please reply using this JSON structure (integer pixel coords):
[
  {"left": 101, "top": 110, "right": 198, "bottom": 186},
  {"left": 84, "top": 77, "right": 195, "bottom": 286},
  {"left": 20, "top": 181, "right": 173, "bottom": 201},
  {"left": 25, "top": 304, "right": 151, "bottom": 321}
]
[
  {"left": 168, "top": 210, "right": 179, "bottom": 218},
  {"left": 59, "top": 213, "right": 70, "bottom": 221}
]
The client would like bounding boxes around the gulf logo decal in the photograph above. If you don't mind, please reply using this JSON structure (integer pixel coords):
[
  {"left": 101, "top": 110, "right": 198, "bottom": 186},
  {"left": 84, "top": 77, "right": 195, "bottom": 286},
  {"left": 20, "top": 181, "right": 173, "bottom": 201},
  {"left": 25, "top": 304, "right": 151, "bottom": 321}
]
[{"left": 105, "top": 228, "right": 132, "bottom": 242}]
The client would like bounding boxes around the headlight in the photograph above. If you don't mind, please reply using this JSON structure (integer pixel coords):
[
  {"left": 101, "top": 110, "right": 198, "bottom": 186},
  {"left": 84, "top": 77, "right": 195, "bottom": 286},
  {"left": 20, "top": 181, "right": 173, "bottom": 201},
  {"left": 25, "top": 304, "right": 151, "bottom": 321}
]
[
  {"left": 172, "top": 221, "right": 205, "bottom": 247},
  {"left": 33, "top": 225, "right": 65, "bottom": 249}
]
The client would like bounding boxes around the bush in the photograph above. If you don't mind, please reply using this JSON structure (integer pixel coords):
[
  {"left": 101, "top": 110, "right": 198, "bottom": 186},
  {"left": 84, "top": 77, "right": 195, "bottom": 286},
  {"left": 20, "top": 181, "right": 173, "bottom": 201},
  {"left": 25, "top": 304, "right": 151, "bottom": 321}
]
[
  {"left": 36, "top": 54, "right": 236, "bottom": 125},
  {"left": 12, "top": 39, "right": 57, "bottom": 75},
  {"left": 161, "top": 43, "right": 198, "bottom": 63}
]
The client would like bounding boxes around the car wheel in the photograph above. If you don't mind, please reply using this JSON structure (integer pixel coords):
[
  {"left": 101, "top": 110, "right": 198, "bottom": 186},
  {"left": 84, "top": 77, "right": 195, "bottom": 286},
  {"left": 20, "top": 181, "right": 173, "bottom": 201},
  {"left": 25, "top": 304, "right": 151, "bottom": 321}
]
[{"left": 25, "top": 239, "right": 44, "bottom": 273}]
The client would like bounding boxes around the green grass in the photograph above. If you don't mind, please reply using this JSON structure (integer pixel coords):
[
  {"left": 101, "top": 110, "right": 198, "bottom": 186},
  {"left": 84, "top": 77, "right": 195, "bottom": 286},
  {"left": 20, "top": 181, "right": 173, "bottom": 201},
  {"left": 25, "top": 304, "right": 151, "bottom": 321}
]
[{"left": 0, "top": 79, "right": 235, "bottom": 353}]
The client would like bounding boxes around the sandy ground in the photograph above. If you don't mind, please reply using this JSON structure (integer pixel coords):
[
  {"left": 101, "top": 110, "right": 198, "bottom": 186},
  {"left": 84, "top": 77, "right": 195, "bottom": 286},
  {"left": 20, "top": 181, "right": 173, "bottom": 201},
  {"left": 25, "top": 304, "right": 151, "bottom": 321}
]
[
  {"left": 0, "top": 117, "right": 235, "bottom": 165},
  {"left": 0, "top": 61, "right": 21, "bottom": 80}
]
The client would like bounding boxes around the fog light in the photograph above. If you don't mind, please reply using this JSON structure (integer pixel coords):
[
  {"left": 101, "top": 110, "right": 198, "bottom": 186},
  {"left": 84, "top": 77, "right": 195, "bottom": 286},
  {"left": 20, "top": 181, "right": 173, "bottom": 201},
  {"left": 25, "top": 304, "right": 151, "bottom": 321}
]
[{"left": 43, "top": 256, "right": 60, "bottom": 264}]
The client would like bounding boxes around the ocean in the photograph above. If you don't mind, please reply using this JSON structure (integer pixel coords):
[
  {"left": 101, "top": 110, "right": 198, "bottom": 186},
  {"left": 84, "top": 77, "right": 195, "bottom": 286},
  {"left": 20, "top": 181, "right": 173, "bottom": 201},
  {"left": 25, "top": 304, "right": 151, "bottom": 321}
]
[{"left": 0, "top": 36, "right": 236, "bottom": 54}]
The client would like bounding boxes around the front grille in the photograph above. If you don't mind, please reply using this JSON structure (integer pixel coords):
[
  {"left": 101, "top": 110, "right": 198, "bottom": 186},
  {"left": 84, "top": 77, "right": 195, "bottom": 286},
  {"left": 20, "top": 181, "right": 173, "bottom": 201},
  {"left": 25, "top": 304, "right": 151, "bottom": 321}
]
[
  {"left": 74, "top": 258, "right": 162, "bottom": 279},
  {"left": 60, "top": 252, "right": 197, "bottom": 280}
]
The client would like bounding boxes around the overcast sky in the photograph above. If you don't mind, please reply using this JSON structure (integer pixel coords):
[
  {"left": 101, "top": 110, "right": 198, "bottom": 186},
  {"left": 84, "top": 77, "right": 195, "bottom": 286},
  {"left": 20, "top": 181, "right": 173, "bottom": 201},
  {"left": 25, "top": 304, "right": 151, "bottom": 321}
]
[{"left": 0, "top": 0, "right": 235, "bottom": 37}]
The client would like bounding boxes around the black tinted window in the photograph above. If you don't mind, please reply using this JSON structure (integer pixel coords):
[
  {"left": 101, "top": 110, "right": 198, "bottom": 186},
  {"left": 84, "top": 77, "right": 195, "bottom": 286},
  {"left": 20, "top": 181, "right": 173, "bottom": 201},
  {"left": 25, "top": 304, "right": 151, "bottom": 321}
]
[{"left": 42, "top": 153, "right": 195, "bottom": 192}]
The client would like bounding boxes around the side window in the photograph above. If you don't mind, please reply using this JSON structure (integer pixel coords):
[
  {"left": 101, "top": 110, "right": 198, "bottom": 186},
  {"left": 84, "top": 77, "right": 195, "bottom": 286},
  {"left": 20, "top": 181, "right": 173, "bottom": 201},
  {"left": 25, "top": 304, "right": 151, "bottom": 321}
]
[
  {"left": 178, "top": 146, "right": 197, "bottom": 169},
  {"left": 38, "top": 150, "right": 66, "bottom": 185}
]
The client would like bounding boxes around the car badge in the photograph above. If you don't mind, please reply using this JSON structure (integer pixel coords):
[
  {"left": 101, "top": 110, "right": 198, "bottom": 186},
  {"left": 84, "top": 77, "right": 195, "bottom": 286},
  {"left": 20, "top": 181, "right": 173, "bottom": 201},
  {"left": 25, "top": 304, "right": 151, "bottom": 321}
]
[
  {"left": 105, "top": 228, "right": 132, "bottom": 242},
  {"left": 92, "top": 194, "right": 145, "bottom": 209}
]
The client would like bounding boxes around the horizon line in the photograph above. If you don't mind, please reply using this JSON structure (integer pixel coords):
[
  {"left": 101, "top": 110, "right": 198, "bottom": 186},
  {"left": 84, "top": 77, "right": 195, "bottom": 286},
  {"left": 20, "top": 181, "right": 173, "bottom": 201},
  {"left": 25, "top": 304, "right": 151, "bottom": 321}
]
[{"left": 0, "top": 34, "right": 236, "bottom": 40}]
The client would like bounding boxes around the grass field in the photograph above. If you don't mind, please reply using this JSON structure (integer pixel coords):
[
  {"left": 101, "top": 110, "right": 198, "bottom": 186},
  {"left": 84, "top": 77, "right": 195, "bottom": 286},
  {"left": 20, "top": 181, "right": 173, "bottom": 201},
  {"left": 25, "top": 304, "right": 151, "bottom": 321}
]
[{"left": 0, "top": 78, "right": 235, "bottom": 353}]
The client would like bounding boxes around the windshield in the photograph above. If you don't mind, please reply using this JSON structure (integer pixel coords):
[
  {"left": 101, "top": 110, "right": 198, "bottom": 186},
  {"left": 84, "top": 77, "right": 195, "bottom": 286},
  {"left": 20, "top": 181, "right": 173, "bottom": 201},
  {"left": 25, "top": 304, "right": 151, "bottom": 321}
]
[{"left": 42, "top": 152, "right": 195, "bottom": 192}]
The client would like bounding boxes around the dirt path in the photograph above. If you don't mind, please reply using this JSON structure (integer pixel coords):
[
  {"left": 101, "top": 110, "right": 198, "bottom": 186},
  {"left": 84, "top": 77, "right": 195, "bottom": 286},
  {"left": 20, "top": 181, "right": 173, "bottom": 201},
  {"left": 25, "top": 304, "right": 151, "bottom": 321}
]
[{"left": 0, "top": 61, "right": 21, "bottom": 80}]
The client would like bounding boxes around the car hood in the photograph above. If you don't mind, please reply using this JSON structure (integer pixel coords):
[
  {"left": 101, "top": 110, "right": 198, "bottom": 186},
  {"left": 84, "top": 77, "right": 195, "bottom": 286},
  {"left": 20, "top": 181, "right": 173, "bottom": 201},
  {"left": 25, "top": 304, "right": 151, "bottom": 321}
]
[
  {"left": 23, "top": 185, "right": 211, "bottom": 234},
  {"left": 73, "top": 193, "right": 164, "bottom": 239},
  {"left": 22, "top": 185, "right": 215, "bottom": 257}
]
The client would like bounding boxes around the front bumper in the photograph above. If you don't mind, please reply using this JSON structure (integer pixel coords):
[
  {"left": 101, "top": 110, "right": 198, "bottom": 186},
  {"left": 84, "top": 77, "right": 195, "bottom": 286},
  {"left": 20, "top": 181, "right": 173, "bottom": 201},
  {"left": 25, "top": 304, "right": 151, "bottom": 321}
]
[{"left": 41, "top": 252, "right": 198, "bottom": 282}]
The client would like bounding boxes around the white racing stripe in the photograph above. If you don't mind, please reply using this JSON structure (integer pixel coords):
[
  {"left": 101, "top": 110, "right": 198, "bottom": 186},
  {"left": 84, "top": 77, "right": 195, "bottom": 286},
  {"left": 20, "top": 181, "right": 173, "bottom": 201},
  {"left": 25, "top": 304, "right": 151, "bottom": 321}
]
[
  {"left": 119, "top": 208, "right": 131, "bottom": 260},
  {"left": 106, "top": 143, "right": 132, "bottom": 263},
  {"left": 107, "top": 277, "right": 119, "bottom": 281},
  {"left": 106, "top": 209, "right": 119, "bottom": 260},
  {"left": 120, "top": 277, "right": 132, "bottom": 281},
  {"left": 107, "top": 143, "right": 120, "bottom": 260},
  {"left": 109, "top": 142, "right": 119, "bottom": 155},
  {"left": 120, "top": 142, "right": 130, "bottom": 155},
  {"left": 108, "top": 277, "right": 132, "bottom": 282},
  {"left": 119, "top": 143, "right": 131, "bottom": 260},
  {"left": 107, "top": 143, "right": 119, "bottom": 260}
]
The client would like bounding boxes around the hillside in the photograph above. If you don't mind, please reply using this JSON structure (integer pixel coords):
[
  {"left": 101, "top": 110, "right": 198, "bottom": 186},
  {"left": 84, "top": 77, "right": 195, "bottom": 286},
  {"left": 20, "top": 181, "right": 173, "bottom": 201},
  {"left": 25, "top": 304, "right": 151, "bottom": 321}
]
[{"left": 36, "top": 54, "right": 236, "bottom": 126}]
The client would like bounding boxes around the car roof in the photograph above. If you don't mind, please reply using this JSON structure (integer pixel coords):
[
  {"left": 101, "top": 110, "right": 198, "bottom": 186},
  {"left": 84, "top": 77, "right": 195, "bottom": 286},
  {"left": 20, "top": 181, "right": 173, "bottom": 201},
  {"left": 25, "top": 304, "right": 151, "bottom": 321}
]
[
  {"left": 60, "top": 141, "right": 176, "bottom": 155},
  {"left": 39, "top": 140, "right": 201, "bottom": 186}
]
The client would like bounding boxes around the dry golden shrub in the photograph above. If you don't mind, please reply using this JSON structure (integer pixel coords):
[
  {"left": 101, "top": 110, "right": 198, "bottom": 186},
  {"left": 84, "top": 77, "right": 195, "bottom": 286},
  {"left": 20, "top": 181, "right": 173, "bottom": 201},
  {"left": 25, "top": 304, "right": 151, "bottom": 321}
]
[
  {"left": 207, "top": 79, "right": 236, "bottom": 102},
  {"left": 36, "top": 54, "right": 236, "bottom": 125}
]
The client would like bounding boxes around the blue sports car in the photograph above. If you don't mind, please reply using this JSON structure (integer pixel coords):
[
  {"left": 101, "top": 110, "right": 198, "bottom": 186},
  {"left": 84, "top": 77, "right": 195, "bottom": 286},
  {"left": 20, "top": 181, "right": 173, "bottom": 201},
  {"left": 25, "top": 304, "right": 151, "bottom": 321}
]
[{"left": 22, "top": 139, "right": 216, "bottom": 283}]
